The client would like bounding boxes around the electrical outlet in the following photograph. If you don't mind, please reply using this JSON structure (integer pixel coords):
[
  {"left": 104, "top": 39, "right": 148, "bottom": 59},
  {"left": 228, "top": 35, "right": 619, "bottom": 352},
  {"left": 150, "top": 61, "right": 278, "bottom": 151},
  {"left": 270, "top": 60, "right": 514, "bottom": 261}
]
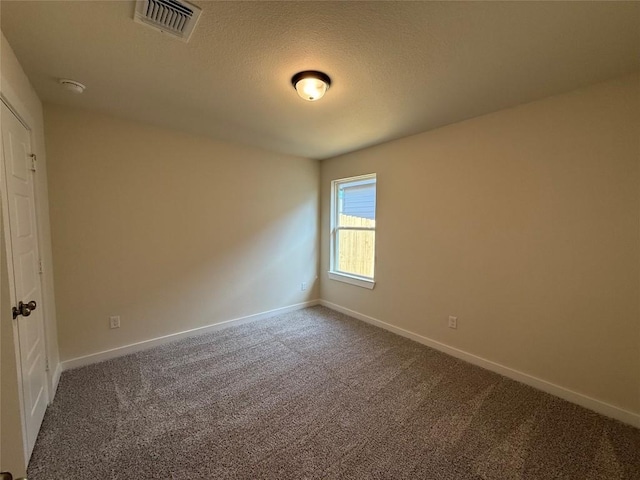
[
  {"left": 301, "top": 282, "right": 307, "bottom": 291},
  {"left": 109, "top": 315, "right": 121, "bottom": 329},
  {"left": 448, "top": 316, "right": 457, "bottom": 329}
]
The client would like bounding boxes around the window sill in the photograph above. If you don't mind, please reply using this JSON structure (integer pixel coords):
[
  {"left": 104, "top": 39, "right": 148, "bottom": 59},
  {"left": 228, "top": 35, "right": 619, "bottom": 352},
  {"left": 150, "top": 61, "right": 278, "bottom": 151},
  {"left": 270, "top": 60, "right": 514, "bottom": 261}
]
[{"left": 328, "top": 271, "right": 375, "bottom": 290}]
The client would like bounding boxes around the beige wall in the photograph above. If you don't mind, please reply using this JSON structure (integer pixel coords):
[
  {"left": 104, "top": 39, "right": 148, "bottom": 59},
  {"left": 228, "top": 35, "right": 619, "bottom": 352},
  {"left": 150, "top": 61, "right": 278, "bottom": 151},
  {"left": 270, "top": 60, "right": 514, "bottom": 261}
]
[
  {"left": 45, "top": 104, "right": 319, "bottom": 361},
  {"left": 1, "top": 33, "right": 60, "bottom": 396},
  {"left": 320, "top": 74, "right": 640, "bottom": 414}
]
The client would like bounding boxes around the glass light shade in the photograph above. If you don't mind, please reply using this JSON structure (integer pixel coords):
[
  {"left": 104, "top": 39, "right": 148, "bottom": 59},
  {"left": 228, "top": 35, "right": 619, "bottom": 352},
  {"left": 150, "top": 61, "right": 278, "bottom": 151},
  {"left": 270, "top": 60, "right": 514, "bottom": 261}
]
[{"left": 295, "top": 77, "right": 328, "bottom": 101}]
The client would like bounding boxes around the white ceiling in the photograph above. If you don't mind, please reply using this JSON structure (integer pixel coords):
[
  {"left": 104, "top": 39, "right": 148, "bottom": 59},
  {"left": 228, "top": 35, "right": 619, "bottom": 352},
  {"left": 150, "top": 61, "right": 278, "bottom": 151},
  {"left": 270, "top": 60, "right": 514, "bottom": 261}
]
[{"left": 2, "top": 1, "right": 639, "bottom": 160}]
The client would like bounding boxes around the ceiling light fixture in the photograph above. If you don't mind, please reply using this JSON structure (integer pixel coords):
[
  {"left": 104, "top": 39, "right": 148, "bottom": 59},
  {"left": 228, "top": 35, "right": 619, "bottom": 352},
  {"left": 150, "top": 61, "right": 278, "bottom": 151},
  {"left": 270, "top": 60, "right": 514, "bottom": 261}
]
[
  {"left": 291, "top": 71, "right": 331, "bottom": 102},
  {"left": 59, "top": 79, "right": 86, "bottom": 94}
]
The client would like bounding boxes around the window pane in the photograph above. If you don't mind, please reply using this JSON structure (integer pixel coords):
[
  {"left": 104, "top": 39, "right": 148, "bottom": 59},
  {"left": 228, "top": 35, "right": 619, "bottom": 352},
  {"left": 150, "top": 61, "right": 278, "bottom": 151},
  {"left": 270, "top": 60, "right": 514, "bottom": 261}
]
[
  {"left": 338, "top": 214, "right": 376, "bottom": 228},
  {"left": 338, "top": 182, "right": 376, "bottom": 221},
  {"left": 337, "top": 229, "right": 375, "bottom": 278}
]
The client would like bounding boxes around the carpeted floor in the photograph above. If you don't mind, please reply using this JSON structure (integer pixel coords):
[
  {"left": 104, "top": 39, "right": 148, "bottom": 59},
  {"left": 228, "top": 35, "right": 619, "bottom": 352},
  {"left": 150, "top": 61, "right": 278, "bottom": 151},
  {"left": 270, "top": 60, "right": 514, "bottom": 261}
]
[{"left": 29, "top": 306, "right": 640, "bottom": 479}]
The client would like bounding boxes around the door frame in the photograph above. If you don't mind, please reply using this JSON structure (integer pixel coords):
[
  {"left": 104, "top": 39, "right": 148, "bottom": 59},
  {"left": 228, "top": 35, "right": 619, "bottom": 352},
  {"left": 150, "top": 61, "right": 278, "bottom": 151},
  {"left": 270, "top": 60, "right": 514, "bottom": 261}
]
[
  {"left": 0, "top": 93, "right": 51, "bottom": 465},
  {"left": 0, "top": 199, "right": 2, "bottom": 472}
]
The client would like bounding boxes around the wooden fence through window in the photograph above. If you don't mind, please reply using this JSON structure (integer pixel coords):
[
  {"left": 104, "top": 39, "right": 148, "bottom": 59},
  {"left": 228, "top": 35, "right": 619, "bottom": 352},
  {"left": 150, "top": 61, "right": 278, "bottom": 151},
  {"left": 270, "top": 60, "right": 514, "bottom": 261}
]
[{"left": 337, "top": 214, "right": 375, "bottom": 278}]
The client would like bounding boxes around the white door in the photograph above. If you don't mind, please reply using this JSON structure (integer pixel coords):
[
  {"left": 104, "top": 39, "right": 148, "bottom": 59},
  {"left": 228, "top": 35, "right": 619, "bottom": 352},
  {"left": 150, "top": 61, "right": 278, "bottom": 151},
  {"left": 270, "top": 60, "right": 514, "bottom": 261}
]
[{"left": 0, "top": 101, "right": 48, "bottom": 460}]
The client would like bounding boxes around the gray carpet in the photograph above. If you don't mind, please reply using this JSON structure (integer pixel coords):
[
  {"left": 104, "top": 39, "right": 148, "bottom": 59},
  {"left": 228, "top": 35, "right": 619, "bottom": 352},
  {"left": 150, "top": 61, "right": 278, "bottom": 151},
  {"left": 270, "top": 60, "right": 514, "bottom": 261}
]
[{"left": 29, "top": 306, "right": 640, "bottom": 479}]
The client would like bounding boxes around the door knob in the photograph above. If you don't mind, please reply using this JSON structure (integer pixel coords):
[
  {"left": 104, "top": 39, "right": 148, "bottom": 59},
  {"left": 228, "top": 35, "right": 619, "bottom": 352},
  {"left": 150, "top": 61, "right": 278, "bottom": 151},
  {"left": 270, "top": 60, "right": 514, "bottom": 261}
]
[{"left": 12, "top": 300, "right": 36, "bottom": 319}]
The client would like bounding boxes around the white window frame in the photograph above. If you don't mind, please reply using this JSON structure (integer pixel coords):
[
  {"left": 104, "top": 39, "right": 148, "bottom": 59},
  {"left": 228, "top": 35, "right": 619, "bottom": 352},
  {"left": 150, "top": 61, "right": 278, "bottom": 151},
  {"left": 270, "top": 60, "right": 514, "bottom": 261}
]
[{"left": 329, "top": 173, "right": 376, "bottom": 289}]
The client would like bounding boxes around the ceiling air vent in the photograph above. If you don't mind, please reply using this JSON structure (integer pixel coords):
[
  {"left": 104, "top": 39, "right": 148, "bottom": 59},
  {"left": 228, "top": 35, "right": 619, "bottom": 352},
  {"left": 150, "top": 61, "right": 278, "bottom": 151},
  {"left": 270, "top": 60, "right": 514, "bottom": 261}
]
[{"left": 134, "top": 0, "right": 202, "bottom": 42}]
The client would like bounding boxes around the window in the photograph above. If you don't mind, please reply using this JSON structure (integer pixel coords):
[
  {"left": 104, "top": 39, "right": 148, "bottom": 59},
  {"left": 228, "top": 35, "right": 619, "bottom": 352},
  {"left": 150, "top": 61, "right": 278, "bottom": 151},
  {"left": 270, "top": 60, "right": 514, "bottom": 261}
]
[{"left": 329, "top": 173, "right": 376, "bottom": 289}]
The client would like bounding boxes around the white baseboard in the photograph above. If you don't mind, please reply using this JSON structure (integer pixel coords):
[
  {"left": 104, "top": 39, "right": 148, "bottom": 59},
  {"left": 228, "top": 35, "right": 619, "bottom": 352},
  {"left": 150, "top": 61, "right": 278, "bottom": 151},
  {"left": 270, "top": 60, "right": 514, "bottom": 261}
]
[
  {"left": 319, "top": 300, "right": 640, "bottom": 428},
  {"left": 61, "top": 300, "right": 320, "bottom": 371}
]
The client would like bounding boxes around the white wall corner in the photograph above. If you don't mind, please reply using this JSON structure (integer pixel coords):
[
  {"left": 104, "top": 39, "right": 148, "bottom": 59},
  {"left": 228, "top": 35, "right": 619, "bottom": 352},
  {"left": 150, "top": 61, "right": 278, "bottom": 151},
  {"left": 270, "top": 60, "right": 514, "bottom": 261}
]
[{"left": 319, "top": 300, "right": 640, "bottom": 429}]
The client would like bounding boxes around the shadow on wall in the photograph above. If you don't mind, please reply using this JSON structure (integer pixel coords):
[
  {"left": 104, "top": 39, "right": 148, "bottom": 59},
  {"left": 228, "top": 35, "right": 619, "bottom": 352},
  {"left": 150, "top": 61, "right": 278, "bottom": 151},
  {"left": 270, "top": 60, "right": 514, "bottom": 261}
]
[{"left": 113, "top": 198, "right": 320, "bottom": 335}]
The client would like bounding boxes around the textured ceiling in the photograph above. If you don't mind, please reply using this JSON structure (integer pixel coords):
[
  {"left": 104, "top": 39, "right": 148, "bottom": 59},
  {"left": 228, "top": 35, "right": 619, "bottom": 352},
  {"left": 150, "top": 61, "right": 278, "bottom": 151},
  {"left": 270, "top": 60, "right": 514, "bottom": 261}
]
[{"left": 2, "top": 1, "right": 639, "bottom": 160}]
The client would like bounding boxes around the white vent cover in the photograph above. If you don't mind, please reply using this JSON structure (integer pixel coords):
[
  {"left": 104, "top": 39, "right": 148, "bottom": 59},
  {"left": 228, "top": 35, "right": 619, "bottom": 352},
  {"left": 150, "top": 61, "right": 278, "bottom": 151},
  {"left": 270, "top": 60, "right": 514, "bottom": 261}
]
[{"left": 134, "top": 0, "right": 202, "bottom": 42}]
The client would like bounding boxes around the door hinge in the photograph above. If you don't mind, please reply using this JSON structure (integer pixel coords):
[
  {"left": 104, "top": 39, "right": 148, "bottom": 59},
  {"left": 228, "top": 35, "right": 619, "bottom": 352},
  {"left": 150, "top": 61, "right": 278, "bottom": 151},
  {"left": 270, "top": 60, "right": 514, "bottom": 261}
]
[
  {"left": 45, "top": 357, "right": 50, "bottom": 373},
  {"left": 29, "top": 153, "right": 37, "bottom": 172},
  {"left": 38, "top": 258, "right": 44, "bottom": 274}
]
